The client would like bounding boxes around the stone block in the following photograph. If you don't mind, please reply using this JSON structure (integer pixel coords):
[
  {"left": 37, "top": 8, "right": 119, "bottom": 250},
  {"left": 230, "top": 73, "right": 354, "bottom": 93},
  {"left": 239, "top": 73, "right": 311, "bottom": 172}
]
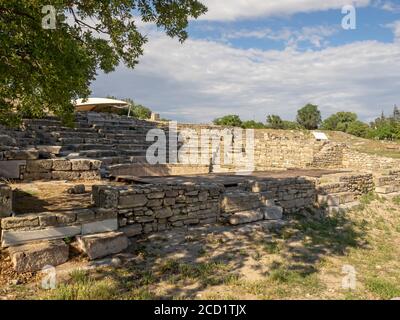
[
  {"left": 77, "top": 231, "right": 128, "bottom": 260},
  {"left": 0, "top": 160, "right": 26, "bottom": 179},
  {"left": 155, "top": 207, "right": 173, "bottom": 219},
  {"left": 52, "top": 159, "right": 72, "bottom": 171},
  {"left": 262, "top": 206, "right": 283, "bottom": 220},
  {"left": 81, "top": 218, "right": 118, "bottom": 235},
  {"left": 23, "top": 172, "right": 52, "bottom": 180},
  {"left": 147, "top": 191, "right": 165, "bottom": 199},
  {"left": 1, "top": 215, "right": 39, "bottom": 230},
  {"left": 25, "top": 160, "right": 53, "bottom": 173},
  {"left": 2, "top": 225, "right": 81, "bottom": 247},
  {"left": 228, "top": 209, "right": 264, "bottom": 225},
  {"left": 75, "top": 209, "right": 95, "bottom": 222},
  {"left": 8, "top": 240, "right": 69, "bottom": 273},
  {"left": 120, "top": 224, "right": 143, "bottom": 237},
  {"left": 71, "top": 159, "right": 91, "bottom": 171},
  {"left": 119, "top": 194, "right": 148, "bottom": 209},
  {"left": 67, "top": 184, "right": 86, "bottom": 194},
  {"left": 79, "top": 171, "right": 101, "bottom": 180},
  {"left": 4, "top": 149, "right": 39, "bottom": 160},
  {"left": 52, "top": 171, "right": 80, "bottom": 180}
]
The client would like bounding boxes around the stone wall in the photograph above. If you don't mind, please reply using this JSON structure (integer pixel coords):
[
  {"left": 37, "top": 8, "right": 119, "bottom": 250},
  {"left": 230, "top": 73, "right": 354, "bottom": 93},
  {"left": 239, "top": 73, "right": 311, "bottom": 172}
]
[
  {"left": 0, "top": 184, "right": 13, "bottom": 218},
  {"left": 240, "top": 177, "right": 318, "bottom": 214},
  {"left": 342, "top": 148, "right": 400, "bottom": 171},
  {"left": 0, "top": 158, "right": 101, "bottom": 180},
  {"left": 317, "top": 173, "right": 374, "bottom": 196},
  {"left": 1, "top": 208, "right": 118, "bottom": 247},
  {"left": 92, "top": 183, "right": 225, "bottom": 237}
]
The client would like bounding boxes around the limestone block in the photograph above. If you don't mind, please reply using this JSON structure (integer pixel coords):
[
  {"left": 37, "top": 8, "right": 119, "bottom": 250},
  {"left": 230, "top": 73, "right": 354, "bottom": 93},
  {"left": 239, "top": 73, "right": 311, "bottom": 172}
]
[
  {"left": 52, "top": 159, "right": 72, "bottom": 171},
  {"left": 77, "top": 231, "right": 128, "bottom": 260},
  {"left": 228, "top": 209, "right": 264, "bottom": 225},
  {"left": 155, "top": 207, "right": 173, "bottom": 219},
  {"left": 4, "top": 149, "right": 39, "bottom": 160},
  {"left": 262, "top": 206, "right": 283, "bottom": 220},
  {"left": 120, "top": 224, "right": 143, "bottom": 237},
  {"left": 71, "top": 159, "right": 91, "bottom": 171},
  {"left": 52, "top": 171, "right": 80, "bottom": 180},
  {"left": 1, "top": 215, "right": 39, "bottom": 230},
  {"left": 81, "top": 218, "right": 118, "bottom": 235},
  {"left": 75, "top": 209, "right": 95, "bottom": 222},
  {"left": 119, "top": 194, "right": 148, "bottom": 209},
  {"left": 147, "top": 191, "right": 165, "bottom": 199},
  {"left": 26, "top": 160, "right": 53, "bottom": 173},
  {"left": 23, "top": 172, "right": 52, "bottom": 180},
  {"left": 79, "top": 171, "right": 101, "bottom": 180},
  {"left": 0, "top": 160, "right": 26, "bottom": 179},
  {"left": 8, "top": 240, "right": 69, "bottom": 273}
]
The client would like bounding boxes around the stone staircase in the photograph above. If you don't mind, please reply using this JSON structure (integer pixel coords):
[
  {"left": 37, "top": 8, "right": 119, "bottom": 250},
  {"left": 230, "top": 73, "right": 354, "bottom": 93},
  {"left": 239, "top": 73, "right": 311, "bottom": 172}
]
[
  {"left": 2, "top": 112, "right": 171, "bottom": 178},
  {"left": 375, "top": 170, "right": 400, "bottom": 197},
  {"left": 317, "top": 190, "right": 360, "bottom": 214},
  {"left": 1, "top": 207, "right": 129, "bottom": 272}
]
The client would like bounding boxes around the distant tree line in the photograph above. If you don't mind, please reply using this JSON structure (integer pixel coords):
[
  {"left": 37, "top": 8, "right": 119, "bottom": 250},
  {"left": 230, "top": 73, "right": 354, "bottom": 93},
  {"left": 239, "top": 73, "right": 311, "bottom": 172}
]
[{"left": 213, "top": 104, "right": 400, "bottom": 141}]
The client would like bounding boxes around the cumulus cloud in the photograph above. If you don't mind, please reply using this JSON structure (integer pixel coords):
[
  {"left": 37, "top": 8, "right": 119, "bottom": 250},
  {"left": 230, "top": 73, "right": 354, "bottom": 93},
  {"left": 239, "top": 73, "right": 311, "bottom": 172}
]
[
  {"left": 199, "top": 0, "right": 371, "bottom": 21},
  {"left": 91, "top": 28, "right": 400, "bottom": 123},
  {"left": 222, "top": 25, "right": 339, "bottom": 49}
]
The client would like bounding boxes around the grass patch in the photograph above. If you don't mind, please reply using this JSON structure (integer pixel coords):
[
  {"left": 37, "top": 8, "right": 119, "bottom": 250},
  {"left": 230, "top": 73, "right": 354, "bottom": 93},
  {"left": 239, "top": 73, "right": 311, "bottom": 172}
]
[{"left": 365, "top": 278, "right": 400, "bottom": 300}]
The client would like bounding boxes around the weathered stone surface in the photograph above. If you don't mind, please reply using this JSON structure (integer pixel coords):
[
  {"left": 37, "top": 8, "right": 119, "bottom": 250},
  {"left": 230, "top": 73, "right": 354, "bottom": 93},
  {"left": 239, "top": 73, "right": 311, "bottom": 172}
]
[
  {"left": 228, "top": 209, "right": 264, "bottom": 225},
  {"left": 25, "top": 160, "right": 53, "bottom": 173},
  {"left": 2, "top": 226, "right": 81, "bottom": 247},
  {"left": 52, "top": 171, "right": 80, "bottom": 180},
  {"left": 262, "top": 206, "right": 283, "bottom": 220},
  {"left": 70, "top": 159, "right": 91, "bottom": 171},
  {"left": 75, "top": 209, "right": 95, "bottom": 222},
  {"left": 77, "top": 231, "right": 128, "bottom": 260},
  {"left": 67, "top": 184, "right": 86, "bottom": 194},
  {"left": 154, "top": 207, "right": 173, "bottom": 219},
  {"left": 120, "top": 224, "right": 142, "bottom": 237},
  {"left": 81, "top": 218, "right": 118, "bottom": 235},
  {"left": 8, "top": 240, "right": 69, "bottom": 273},
  {"left": 0, "top": 184, "right": 13, "bottom": 217},
  {"left": 1, "top": 215, "right": 39, "bottom": 230},
  {"left": 0, "top": 160, "right": 26, "bottom": 179},
  {"left": 52, "top": 159, "right": 72, "bottom": 171},
  {"left": 119, "top": 194, "right": 148, "bottom": 208}
]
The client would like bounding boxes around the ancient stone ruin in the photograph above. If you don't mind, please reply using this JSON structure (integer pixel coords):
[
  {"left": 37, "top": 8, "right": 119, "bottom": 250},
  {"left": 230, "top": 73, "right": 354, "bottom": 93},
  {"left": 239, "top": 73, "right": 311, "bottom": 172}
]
[{"left": 1, "top": 112, "right": 399, "bottom": 273}]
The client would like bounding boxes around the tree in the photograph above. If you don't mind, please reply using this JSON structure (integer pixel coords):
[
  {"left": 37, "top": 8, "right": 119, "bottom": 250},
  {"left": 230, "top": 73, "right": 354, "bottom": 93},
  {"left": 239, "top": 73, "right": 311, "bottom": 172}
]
[
  {"left": 241, "top": 120, "right": 265, "bottom": 129},
  {"left": 321, "top": 112, "right": 357, "bottom": 131},
  {"left": 346, "top": 120, "right": 370, "bottom": 138},
  {"left": 213, "top": 115, "right": 242, "bottom": 127},
  {"left": 266, "top": 115, "right": 284, "bottom": 129},
  {"left": 296, "top": 104, "right": 321, "bottom": 130},
  {"left": 0, "top": 1, "right": 207, "bottom": 125},
  {"left": 393, "top": 105, "right": 400, "bottom": 122}
]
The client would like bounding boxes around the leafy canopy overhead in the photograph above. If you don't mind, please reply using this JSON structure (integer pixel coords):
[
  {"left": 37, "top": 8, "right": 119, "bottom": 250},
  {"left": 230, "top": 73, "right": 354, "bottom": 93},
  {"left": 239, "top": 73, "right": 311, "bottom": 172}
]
[{"left": 0, "top": 0, "right": 207, "bottom": 125}]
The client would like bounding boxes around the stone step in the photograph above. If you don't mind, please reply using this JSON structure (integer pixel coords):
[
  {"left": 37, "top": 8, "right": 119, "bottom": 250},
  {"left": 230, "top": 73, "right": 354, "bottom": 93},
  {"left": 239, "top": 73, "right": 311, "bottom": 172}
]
[
  {"left": 327, "top": 201, "right": 360, "bottom": 214},
  {"left": 79, "top": 150, "right": 120, "bottom": 158},
  {"left": 8, "top": 239, "right": 69, "bottom": 273},
  {"left": 374, "top": 176, "right": 398, "bottom": 187},
  {"left": 221, "top": 191, "right": 265, "bottom": 213},
  {"left": 317, "top": 192, "right": 356, "bottom": 206},
  {"left": 375, "top": 184, "right": 400, "bottom": 194},
  {"left": 61, "top": 144, "right": 114, "bottom": 152},
  {"left": 76, "top": 231, "right": 129, "bottom": 260}
]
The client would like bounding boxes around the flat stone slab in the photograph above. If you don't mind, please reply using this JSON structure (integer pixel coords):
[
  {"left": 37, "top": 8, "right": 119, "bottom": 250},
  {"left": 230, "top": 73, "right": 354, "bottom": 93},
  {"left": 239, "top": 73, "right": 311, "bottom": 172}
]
[
  {"left": 8, "top": 240, "right": 69, "bottom": 273},
  {"left": 228, "top": 209, "right": 264, "bottom": 225},
  {"left": 0, "top": 160, "right": 26, "bottom": 179},
  {"left": 77, "top": 231, "right": 129, "bottom": 260},
  {"left": 262, "top": 206, "right": 283, "bottom": 220},
  {"left": 2, "top": 225, "right": 81, "bottom": 247}
]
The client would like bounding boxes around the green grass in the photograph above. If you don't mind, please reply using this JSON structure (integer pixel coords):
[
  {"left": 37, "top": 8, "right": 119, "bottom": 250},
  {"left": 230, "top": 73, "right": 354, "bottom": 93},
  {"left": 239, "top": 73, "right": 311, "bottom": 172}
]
[{"left": 365, "top": 278, "right": 400, "bottom": 300}]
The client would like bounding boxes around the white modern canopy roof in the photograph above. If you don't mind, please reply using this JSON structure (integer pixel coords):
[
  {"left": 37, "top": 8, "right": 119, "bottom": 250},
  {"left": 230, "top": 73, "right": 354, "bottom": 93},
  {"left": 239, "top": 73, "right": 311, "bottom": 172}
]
[{"left": 73, "top": 98, "right": 129, "bottom": 107}]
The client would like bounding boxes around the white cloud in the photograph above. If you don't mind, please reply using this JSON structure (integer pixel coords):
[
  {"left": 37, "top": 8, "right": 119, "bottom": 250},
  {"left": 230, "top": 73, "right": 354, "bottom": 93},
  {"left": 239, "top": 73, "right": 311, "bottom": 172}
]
[
  {"left": 380, "top": 0, "right": 400, "bottom": 12},
  {"left": 387, "top": 20, "right": 400, "bottom": 41},
  {"left": 199, "top": 0, "right": 371, "bottom": 21},
  {"left": 222, "top": 25, "right": 339, "bottom": 49}
]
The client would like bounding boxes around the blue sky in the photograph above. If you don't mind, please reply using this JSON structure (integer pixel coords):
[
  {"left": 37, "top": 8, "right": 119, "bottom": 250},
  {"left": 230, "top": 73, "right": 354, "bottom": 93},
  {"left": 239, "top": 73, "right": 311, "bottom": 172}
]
[{"left": 92, "top": 0, "right": 400, "bottom": 123}]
